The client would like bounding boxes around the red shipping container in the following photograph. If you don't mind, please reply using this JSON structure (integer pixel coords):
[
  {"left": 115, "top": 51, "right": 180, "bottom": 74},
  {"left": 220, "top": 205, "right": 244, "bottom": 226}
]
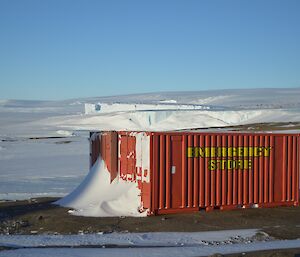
[{"left": 90, "top": 131, "right": 300, "bottom": 215}]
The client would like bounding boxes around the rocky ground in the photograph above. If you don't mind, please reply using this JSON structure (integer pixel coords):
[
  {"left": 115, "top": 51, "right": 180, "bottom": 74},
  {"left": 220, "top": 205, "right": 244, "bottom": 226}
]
[
  {"left": 0, "top": 197, "right": 299, "bottom": 238},
  {"left": 222, "top": 248, "right": 300, "bottom": 257},
  {"left": 1, "top": 198, "right": 300, "bottom": 256}
]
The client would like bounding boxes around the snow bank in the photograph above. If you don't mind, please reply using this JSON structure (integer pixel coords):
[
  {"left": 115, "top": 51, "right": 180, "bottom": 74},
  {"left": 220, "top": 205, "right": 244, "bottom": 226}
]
[
  {"left": 2, "top": 239, "right": 300, "bottom": 257},
  {"left": 1, "top": 230, "right": 300, "bottom": 257},
  {"left": 55, "top": 158, "right": 146, "bottom": 217},
  {"left": 0, "top": 229, "right": 260, "bottom": 247}
]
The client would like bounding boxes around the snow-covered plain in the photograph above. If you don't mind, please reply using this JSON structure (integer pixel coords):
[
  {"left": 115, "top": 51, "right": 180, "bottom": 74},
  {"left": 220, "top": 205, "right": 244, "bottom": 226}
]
[
  {"left": 0, "top": 230, "right": 300, "bottom": 257},
  {"left": 1, "top": 241, "right": 300, "bottom": 257},
  {"left": 0, "top": 88, "right": 300, "bottom": 200},
  {"left": 0, "top": 229, "right": 262, "bottom": 247}
]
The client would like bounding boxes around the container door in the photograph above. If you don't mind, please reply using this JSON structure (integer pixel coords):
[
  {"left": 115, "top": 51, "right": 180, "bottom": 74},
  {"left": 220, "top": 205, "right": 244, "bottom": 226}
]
[
  {"left": 100, "top": 131, "right": 118, "bottom": 182},
  {"left": 119, "top": 134, "right": 136, "bottom": 181},
  {"left": 171, "top": 136, "right": 182, "bottom": 209},
  {"left": 90, "top": 132, "right": 101, "bottom": 168}
]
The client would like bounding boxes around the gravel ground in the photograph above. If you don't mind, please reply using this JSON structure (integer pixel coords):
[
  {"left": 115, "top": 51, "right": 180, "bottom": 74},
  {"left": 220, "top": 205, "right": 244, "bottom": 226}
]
[{"left": 0, "top": 198, "right": 299, "bottom": 239}]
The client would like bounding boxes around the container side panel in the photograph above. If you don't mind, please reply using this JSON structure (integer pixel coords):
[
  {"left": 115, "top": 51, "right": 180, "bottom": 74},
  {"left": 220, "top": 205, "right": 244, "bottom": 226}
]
[
  {"left": 287, "top": 137, "right": 292, "bottom": 201},
  {"left": 227, "top": 135, "right": 233, "bottom": 205},
  {"left": 90, "top": 132, "right": 98, "bottom": 168},
  {"left": 221, "top": 135, "right": 227, "bottom": 206},
  {"left": 89, "top": 132, "right": 93, "bottom": 167},
  {"left": 141, "top": 182, "right": 151, "bottom": 209},
  {"left": 182, "top": 135, "right": 187, "bottom": 207},
  {"left": 89, "top": 132, "right": 93, "bottom": 168},
  {"left": 274, "top": 136, "right": 284, "bottom": 202},
  {"left": 193, "top": 135, "right": 199, "bottom": 207},
  {"left": 188, "top": 135, "right": 194, "bottom": 207},
  {"left": 119, "top": 135, "right": 128, "bottom": 176},
  {"left": 119, "top": 135, "right": 136, "bottom": 181},
  {"left": 238, "top": 135, "right": 243, "bottom": 205},
  {"left": 159, "top": 135, "right": 166, "bottom": 209},
  {"left": 96, "top": 134, "right": 100, "bottom": 166},
  {"left": 269, "top": 136, "right": 275, "bottom": 203},
  {"left": 166, "top": 135, "right": 171, "bottom": 209},
  {"left": 148, "top": 132, "right": 300, "bottom": 215},
  {"left": 282, "top": 136, "right": 287, "bottom": 201},
  {"left": 216, "top": 135, "right": 222, "bottom": 206},
  {"left": 259, "top": 136, "right": 264, "bottom": 203},
  {"left": 297, "top": 136, "right": 300, "bottom": 204},
  {"left": 199, "top": 135, "right": 205, "bottom": 207},
  {"left": 292, "top": 136, "right": 297, "bottom": 201},
  {"left": 101, "top": 134, "right": 106, "bottom": 167},
  {"left": 254, "top": 136, "right": 259, "bottom": 203},
  {"left": 232, "top": 135, "right": 238, "bottom": 205},
  {"left": 210, "top": 135, "right": 216, "bottom": 207},
  {"left": 171, "top": 135, "right": 183, "bottom": 209},
  {"left": 152, "top": 135, "right": 160, "bottom": 213},
  {"left": 243, "top": 135, "right": 249, "bottom": 205},
  {"left": 205, "top": 135, "right": 211, "bottom": 206},
  {"left": 248, "top": 135, "right": 254, "bottom": 204},
  {"left": 105, "top": 132, "right": 118, "bottom": 182},
  {"left": 264, "top": 136, "right": 269, "bottom": 203},
  {"left": 128, "top": 136, "right": 136, "bottom": 180}
]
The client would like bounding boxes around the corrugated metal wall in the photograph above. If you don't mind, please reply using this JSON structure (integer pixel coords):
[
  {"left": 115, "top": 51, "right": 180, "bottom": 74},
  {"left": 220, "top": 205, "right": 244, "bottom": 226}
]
[
  {"left": 90, "top": 131, "right": 118, "bottom": 182},
  {"left": 90, "top": 131, "right": 299, "bottom": 215},
  {"left": 151, "top": 133, "right": 299, "bottom": 214}
]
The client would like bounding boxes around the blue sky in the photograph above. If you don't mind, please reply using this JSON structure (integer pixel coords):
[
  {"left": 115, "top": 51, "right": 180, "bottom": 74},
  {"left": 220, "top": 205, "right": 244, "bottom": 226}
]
[{"left": 0, "top": 0, "right": 299, "bottom": 100}]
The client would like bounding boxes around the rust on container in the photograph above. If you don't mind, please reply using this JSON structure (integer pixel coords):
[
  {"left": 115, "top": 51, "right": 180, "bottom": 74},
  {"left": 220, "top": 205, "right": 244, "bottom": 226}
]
[{"left": 90, "top": 131, "right": 300, "bottom": 216}]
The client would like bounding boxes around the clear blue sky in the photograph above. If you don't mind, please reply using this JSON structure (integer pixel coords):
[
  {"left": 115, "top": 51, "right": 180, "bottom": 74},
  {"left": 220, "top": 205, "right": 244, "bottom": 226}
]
[{"left": 0, "top": 0, "right": 299, "bottom": 100}]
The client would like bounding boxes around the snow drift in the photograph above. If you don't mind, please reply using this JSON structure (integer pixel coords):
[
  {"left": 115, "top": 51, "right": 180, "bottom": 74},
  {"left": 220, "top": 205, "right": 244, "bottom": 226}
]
[{"left": 55, "top": 158, "right": 146, "bottom": 217}]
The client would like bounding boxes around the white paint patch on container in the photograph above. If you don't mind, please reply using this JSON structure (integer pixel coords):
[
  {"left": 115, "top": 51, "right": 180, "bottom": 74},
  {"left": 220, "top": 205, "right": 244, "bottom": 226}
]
[{"left": 133, "top": 132, "right": 150, "bottom": 183}]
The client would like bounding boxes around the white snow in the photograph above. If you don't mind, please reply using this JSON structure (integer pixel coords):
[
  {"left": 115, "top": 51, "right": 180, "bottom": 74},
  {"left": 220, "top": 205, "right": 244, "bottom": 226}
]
[
  {"left": 0, "top": 229, "right": 259, "bottom": 247},
  {"left": 84, "top": 102, "right": 209, "bottom": 115},
  {"left": 55, "top": 158, "right": 146, "bottom": 217},
  {"left": 56, "top": 130, "right": 73, "bottom": 137},
  {"left": 0, "top": 137, "right": 87, "bottom": 200},
  {"left": 0, "top": 88, "right": 300, "bottom": 200},
  {"left": 36, "top": 108, "right": 300, "bottom": 133},
  {"left": 0, "top": 230, "right": 300, "bottom": 257},
  {"left": 159, "top": 99, "right": 177, "bottom": 103}
]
